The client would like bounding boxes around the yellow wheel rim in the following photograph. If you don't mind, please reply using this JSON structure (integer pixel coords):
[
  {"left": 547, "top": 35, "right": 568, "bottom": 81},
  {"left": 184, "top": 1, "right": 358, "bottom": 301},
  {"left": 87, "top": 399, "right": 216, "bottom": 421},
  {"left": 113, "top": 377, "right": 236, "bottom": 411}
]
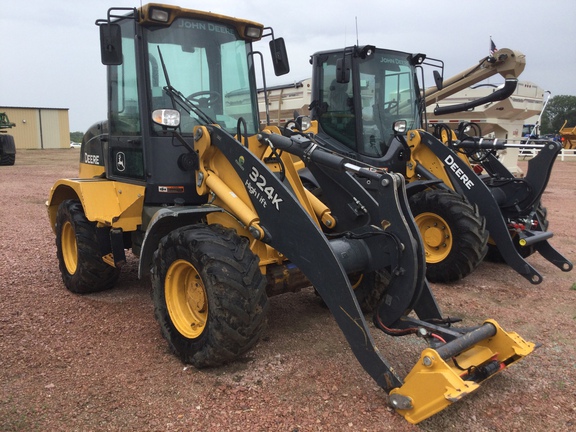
[
  {"left": 61, "top": 221, "right": 78, "bottom": 274},
  {"left": 414, "top": 212, "right": 453, "bottom": 264},
  {"left": 165, "top": 259, "right": 208, "bottom": 339},
  {"left": 348, "top": 273, "right": 364, "bottom": 290}
]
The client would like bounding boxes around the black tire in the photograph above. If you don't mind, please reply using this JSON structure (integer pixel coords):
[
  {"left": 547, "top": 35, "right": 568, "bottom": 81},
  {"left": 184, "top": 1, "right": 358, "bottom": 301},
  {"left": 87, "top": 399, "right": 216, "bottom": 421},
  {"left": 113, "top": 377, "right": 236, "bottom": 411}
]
[
  {"left": 0, "top": 153, "right": 15, "bottom": 165},
  {"left": 152, "top": 224, "right": 269, "bottom": 368},
  {"left": 55, "top": 199, "right": 120, "bottom": 293},
  {"left": 486, "top": 202, "right": 549, "bottom": 261},
  {"left": 0, "top": 135, "right": 15, "bottom": 165},
  {"left": 409, "top": 189, "right": 488, "bottom": 283},
  {"left": 348, "top": 269, "right": 391, "bottom": 313}
]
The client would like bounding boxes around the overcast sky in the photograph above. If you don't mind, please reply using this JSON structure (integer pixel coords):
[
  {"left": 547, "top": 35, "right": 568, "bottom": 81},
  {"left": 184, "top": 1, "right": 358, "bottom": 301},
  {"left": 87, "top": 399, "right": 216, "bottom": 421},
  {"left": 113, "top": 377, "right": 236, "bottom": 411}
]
[{"left": 1, "top": 0, "right": 575, "bottom": 132}]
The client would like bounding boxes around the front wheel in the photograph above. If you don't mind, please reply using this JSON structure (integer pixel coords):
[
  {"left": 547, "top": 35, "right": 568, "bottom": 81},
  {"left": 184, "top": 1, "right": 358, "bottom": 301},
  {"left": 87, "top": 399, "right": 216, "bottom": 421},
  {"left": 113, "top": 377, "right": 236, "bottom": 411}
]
[
  {"left": 409, "top": 189, "right": 488, "bottom": 283},
  {"left": 55, "top": 199, "right": 120, "bottom": 293},
  {"left": 152, "top": 224, "right": 269, "bottom": 367}
]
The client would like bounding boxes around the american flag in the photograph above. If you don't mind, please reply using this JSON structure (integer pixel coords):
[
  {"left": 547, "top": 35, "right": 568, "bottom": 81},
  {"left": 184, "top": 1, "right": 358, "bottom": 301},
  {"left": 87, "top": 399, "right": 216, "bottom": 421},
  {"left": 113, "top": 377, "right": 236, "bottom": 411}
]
[{"left": 490, "top": 38, "right": 498, "bottom": 56}]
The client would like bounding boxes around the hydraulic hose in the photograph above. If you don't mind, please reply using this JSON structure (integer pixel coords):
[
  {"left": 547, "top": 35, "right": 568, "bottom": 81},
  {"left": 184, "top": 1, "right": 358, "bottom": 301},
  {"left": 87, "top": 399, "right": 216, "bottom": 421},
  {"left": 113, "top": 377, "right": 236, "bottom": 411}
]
[
  {"left": 433, "top": 78, "right": 518, "bottom": 116},
  {"left": 258, "top": 132, "right": 383, "bottom": 181}
]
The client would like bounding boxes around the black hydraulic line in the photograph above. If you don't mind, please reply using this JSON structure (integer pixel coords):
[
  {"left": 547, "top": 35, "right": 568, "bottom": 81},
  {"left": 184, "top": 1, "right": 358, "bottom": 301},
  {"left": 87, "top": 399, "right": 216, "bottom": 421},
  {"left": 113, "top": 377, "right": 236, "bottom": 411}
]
[
  {"left": 452, "top": 138, "right": 507, "bottom": 151},
  {"left": 414, "top": 164, "right": 451, "bottom": 191},
  {"left": 433, "top": 79, "right": 517, "bottom": 116}
]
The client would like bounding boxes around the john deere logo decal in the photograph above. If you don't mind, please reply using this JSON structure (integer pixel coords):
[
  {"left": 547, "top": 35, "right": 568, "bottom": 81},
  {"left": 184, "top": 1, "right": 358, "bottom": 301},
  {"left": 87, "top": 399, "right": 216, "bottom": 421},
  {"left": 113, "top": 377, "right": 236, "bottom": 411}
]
[
  {"left": 235, "top": 156, "right": 245, "bottom": 171},
  {"left": 116, "top": 152, "right": 126, "bottom": 172}
]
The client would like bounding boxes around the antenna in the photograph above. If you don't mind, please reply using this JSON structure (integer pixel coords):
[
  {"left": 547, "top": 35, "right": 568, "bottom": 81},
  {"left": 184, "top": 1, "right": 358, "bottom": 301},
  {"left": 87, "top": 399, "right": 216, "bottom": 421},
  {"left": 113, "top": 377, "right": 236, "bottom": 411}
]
[{"left": 355, "top": 17, "right": 359, "bottom": 46}]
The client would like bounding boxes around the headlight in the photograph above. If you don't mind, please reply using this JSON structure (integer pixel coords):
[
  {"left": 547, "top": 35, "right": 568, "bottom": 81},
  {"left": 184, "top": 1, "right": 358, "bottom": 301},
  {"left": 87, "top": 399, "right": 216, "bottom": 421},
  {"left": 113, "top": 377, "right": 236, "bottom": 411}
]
[
  {"left": 152, "top": 109, "right": 180, "bottom": 128},
  {"left": 149, "top": 8, "right": 170, "bottom": 23},
  {"left": 295, "top": 115, "right": 312, "bottom": 132},
  {"left": 393, "top": 120, "right": 407, "bottom": 134},
  {"left": 244, "top": 25, "right": 262, "bottom": 40}
]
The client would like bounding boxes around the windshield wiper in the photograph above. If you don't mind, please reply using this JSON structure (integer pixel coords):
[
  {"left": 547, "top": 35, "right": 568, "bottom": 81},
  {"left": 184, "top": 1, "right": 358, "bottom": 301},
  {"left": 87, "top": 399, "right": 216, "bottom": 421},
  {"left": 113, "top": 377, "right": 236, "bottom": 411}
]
[{"left": 156, "top": 45, "right": 216, "bottom": 125}]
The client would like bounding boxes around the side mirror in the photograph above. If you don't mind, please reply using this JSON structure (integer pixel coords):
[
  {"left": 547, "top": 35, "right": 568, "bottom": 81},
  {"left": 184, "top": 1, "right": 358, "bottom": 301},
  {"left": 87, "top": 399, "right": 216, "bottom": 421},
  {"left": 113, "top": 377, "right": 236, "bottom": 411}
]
[
  {"left": 269, "top": 37, "right": 290, "bottom": 76},
  {"left": 100, "top": 24, "right": 123, "bottom": 65},
  {"left": 336, "top": 56, "right": 351, "bottom": 84}
]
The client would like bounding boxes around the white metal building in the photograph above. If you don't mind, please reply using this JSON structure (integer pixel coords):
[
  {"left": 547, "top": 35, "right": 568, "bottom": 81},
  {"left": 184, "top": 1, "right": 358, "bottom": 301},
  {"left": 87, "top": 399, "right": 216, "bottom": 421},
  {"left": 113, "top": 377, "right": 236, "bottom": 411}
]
[{"left": 0, "top": 106, "right": 70, "bottom": 149}]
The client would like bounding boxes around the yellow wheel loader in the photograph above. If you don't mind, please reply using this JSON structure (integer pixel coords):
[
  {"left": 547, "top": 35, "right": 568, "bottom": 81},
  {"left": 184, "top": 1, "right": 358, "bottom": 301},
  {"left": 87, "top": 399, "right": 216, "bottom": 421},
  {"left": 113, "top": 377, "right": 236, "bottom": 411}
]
[
  {"left": 296, "top": 45, "right": 572, "bottom": 284},
  {"left": 559, "top": 120, "right": 576, "bottom": 149},
  {"left": 47, "top": 4, "right": 535, "bottom": 424}
]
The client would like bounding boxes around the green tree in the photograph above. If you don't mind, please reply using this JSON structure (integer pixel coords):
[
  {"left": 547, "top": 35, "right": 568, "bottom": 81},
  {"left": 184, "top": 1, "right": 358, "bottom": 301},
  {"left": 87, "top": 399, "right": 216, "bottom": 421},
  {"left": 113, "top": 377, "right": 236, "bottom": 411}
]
[
  {"left": 70, "top": 131, "right": 84, "bottom": 143},
  {"left": 541, "top": 95, "right": 576, "bottom": 134}
]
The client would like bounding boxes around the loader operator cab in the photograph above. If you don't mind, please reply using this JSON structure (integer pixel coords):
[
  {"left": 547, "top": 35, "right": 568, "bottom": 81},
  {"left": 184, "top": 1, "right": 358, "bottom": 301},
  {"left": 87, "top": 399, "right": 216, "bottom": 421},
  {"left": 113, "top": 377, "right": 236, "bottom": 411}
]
[
  {"left": 311, "top": 46, "right": 422, "bottom": 165},
  {"left": 93, "top": 5, "right": 288, "bottom": 206}
]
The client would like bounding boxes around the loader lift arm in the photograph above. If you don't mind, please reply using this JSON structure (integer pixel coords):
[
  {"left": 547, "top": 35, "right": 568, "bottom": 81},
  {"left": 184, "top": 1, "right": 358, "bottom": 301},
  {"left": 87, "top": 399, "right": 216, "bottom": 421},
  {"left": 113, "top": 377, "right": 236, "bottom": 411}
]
[
  {"left": 408, "top": 129, "right": 573, "bottom": 282},
  {"left": 453, "top": 130, "right": 573, "bottom": 273},
  {"left": 250, "top": 130, "right": 534, "bottom": 423},
  {"left": 207, "top": 125, "right": 416, "bottom": 388}
]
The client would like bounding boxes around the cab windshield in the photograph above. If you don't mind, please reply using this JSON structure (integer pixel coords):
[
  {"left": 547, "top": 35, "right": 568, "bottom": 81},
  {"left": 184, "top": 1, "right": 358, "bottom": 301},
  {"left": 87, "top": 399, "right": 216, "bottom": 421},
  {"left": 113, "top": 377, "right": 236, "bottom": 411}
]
[
  {"left": 357, "top": 50, "right": 421, "bottom": 156},
  {"left": 146, "top": 18, "right": 259, "bottom": 135},
  {"left": 318, "top": 49, "right": 421, "bottom": 157}
]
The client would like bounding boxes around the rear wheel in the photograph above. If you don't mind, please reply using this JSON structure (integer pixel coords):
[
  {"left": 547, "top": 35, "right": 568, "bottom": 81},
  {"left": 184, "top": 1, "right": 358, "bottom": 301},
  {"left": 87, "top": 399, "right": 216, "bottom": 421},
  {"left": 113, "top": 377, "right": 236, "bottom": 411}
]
[
  {"left": 55, "top": 199, "right": 120, "bottom": 293},
  {"left": 152, "top": 224, "right": 269, "bottom": 367},
  {"left": 409, "top": 189, "right": 488, "bottom": 283}
]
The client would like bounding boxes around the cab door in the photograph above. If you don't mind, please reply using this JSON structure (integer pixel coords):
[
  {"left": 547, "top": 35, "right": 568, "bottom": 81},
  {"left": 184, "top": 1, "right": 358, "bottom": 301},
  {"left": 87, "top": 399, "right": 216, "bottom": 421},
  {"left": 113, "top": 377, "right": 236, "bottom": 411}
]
[{"left": 105, "top": 17, "right": 146, "bottom": 184}]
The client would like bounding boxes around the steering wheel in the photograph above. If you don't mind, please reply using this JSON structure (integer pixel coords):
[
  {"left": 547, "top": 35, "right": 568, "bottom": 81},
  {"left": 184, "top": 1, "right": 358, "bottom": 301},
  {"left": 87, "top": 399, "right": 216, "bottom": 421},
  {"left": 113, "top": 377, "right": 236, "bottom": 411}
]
[
  {"left": 382, "top": 101, "right": 398, "bottom": 112},
  {"left": 186, "top": 90, "right": 221, "bottom": 106}
]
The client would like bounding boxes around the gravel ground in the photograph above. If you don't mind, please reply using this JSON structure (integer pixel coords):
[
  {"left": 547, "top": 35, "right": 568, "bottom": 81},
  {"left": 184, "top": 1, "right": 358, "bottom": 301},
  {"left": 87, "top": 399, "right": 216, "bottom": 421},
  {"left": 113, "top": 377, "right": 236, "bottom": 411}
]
[{"left": 1, "top": 149, "right": 575, "bottom": 431}]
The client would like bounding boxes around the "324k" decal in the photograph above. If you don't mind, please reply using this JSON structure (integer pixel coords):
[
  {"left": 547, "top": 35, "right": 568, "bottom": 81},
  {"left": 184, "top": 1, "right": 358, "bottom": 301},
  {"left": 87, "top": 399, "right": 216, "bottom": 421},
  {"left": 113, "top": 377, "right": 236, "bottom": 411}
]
[{"left": 246, "top": 166, "right": 283, "bottom": 211}]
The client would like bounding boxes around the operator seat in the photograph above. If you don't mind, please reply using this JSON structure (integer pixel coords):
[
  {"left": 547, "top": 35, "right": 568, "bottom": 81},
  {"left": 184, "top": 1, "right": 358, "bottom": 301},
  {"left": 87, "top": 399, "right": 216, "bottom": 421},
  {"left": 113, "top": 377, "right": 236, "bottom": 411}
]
[{"left": 329, "top": 80, "right": 351, "bottom": 111}]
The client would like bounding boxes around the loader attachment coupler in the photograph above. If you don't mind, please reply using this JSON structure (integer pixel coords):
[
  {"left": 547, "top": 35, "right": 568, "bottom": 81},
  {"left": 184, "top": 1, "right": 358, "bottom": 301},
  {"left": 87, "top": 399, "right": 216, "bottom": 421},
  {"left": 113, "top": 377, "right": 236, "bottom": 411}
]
[
  {"left": 256, "top": 131, "right": 536, "bottom": 424},
  {"left": 388, "top": 319, "right": 535, "bottom": 424}
]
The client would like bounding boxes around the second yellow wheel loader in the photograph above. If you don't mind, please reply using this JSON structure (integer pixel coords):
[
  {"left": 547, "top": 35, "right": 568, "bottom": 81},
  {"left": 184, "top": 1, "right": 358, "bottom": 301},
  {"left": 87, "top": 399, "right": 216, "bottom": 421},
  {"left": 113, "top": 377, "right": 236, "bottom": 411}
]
[
  {"left": 297, "top": 44, "right": 572, "bottom": 284},
  {"left": 46, "top": 4, "right": 535, "bottom": 424}
]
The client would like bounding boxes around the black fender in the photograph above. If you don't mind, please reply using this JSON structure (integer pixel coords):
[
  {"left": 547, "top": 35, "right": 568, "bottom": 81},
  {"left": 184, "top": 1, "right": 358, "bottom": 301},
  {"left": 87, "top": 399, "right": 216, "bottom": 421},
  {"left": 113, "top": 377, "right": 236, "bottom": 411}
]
[
  {"left": 405, "top": 179, "right": 444, "bottom": 197},
  {"left": 138, "top": 206, "right": 222, "bottom": 279}
]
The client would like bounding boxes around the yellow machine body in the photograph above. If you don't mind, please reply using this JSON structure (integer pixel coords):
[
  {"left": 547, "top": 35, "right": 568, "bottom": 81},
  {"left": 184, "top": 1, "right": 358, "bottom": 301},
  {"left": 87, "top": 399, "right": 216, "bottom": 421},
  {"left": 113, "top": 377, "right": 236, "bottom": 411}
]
[{"left": 47, "top": 179, "right": 145, "bottom": 233}]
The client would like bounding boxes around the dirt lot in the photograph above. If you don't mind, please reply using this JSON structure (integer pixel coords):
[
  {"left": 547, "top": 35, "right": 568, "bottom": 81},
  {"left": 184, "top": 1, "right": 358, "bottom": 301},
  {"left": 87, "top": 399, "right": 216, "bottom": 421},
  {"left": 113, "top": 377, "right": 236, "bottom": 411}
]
[{"left": 1, "top": 149, "right": 575, "bottom": 431}]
